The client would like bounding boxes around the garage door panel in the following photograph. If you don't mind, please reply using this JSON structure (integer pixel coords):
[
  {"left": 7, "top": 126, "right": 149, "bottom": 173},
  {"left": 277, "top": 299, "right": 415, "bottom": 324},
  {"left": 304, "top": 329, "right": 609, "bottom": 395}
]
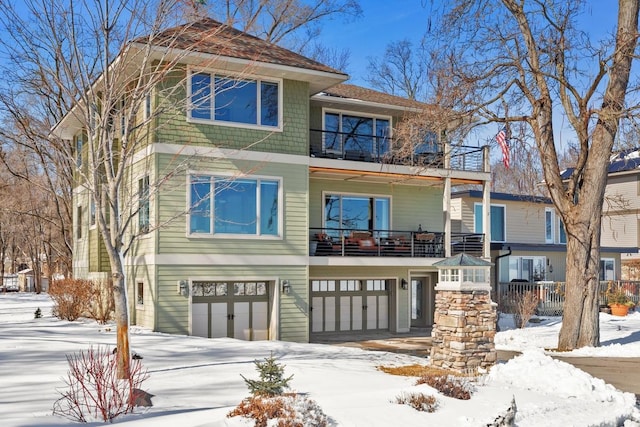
[
  {"left": 210, "top": 302, "right": 228, "bottom": 338},
  {"left": 192, "top": 303, "right": 209, "bottom": 338},
  {"left": 324, "top": 297, "right": 336, "bottom": 332},
  {"left": 253, "top": 301, "right": 269, "bottom": 340},
  {"left": 234, "top": 302, "right": 250, "bottom": 340},
  {"left": 339, "top": 296, "right": 351, "bottom": 331},
  {"left": 352, "top": 296, "right": 362, "bottom": 330},
  {"left": 378, "top": 295, "right": 389, "bottom": 329},
  {"left": 312, "top": 296, "right": 324, "bottom": 332}
]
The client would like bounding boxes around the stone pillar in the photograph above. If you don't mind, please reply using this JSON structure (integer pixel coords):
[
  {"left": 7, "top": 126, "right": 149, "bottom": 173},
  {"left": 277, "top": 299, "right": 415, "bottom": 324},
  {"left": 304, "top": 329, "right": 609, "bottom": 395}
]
[{"left": 430, "top": 289, "right": 497, "bottom": 372}]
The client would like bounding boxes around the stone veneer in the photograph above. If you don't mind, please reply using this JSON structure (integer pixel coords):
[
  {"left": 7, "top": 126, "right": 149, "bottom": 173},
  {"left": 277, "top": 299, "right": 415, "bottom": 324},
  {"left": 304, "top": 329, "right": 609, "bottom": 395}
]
[{"left": 430, "top": 289, "right": 497, "bottom": 372}]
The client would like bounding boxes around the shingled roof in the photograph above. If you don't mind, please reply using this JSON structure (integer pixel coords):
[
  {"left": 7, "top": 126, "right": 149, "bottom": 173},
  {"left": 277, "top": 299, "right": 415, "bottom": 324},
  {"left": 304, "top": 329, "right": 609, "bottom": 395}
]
[
  {"left": 138, "top": 18, "right": 345, "bottom": 76},
  {"left": 319, "top": 83, "right": 430, "bottom": 110}
]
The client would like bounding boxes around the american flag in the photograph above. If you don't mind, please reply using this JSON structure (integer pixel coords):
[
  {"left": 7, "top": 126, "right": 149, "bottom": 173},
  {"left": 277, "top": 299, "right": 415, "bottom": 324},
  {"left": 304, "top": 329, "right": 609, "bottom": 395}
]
[{"left": 495, "top": 126, "right": 509, "bottom": 169}]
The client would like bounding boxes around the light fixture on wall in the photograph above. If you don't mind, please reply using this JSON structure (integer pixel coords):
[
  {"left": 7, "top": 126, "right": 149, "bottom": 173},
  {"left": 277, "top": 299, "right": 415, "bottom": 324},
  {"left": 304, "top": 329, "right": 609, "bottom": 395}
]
[
  {"left": 401, "top": 279, "right": 408, "bottom": 290},
  {"left": 177, "top": 280, "right": 188, "bottom": 296},
  {"left": 281, "top": 279, "right": 291, "bottom": 295}
]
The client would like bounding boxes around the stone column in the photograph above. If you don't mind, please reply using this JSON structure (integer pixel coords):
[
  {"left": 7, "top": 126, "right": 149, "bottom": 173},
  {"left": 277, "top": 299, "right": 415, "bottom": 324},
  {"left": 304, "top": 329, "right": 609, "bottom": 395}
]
[{"left": 430, "top": 289, "right": 497, "bottom": 372}]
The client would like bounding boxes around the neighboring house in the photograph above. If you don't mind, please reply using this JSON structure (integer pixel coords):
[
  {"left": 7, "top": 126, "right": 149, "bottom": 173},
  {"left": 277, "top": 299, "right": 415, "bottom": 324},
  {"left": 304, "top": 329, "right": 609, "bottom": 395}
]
[
  {"left": 58, "top": 19, "right": 491, "bottom": 343},
  {"left": 452, "top": 191, "right": 627, "bottom": 288},
  {"left": 594, "top": 149, "right": 640, "bottom": 280}
]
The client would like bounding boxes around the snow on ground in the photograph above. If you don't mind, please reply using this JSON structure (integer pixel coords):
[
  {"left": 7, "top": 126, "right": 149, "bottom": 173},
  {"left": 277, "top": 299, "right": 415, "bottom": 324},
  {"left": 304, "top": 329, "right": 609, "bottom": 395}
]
[{"left": 1, "top": 293, "right": 639, "bottom": 427}]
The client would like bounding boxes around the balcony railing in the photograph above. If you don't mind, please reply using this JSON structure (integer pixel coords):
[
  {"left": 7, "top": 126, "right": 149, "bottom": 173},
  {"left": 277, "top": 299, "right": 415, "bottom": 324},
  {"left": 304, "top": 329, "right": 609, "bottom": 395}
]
[
  {"left": 310, "top": 228, "right": 484, "bottom": 258},
  {"left": 309, "top": 129, "right": 486, "bottom": 172}
]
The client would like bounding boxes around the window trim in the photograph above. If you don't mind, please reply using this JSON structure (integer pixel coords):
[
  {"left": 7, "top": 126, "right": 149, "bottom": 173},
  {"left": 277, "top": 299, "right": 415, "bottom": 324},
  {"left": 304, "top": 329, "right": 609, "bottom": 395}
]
[
  {"left": 187, "top": 67, "right": 283, "bottom": 131},
  {"left": 187, "top": 172, "right": 283, "bottom": 240}
]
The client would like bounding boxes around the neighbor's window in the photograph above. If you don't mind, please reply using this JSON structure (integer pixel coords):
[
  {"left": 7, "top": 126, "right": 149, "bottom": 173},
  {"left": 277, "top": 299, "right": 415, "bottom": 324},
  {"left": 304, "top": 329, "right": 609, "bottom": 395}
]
[
  {"left": 90, "top": 198, "right": 96, "bottom": 227},
  {"left": 474, "top": 203, "right": 506, "bottom": 242},
  {"left": 189, "top": 175, "right": 281, "bottom": 237},
  {"left": 138, "top": 176, "right": 150, "bottom": 233},
  {"left": 558, "top": 219, "right": 567, "bottom": 244},
  {"left": 545, "top": 208, "right": 554, "bottom": 243},
  {"left": 189, "top": 71, "right": 280, "bottom": 128},
  {"left": 599, "top": 259, "right": 615, "bottom": 281},
  {"left": 506, "top": 256, "right": 547, "bottom": 282},
  {"left": 136, "top": 281, "right": 144, "bottom": 306},
  {"left": 75, "top": 134, "right": 84, "bottom": 168}
]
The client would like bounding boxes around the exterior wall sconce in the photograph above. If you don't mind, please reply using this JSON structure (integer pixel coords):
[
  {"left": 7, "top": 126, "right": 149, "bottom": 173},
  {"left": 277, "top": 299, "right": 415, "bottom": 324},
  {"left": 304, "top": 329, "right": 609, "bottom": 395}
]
[
  {"left": 401, "top": 278, "right": 408, "bottom": 290},
  {"left": 177, "top": 280, "right": 189, "bottom": 296},
  {"left": 281, "top": 279, "right": 291, "bottom": 295}
]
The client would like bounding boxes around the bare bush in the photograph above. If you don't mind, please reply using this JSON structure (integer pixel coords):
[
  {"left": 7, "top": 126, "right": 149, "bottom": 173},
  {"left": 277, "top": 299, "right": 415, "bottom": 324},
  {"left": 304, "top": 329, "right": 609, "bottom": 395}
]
[
  {"left": 228, "top": 394, "right": 329, "bottom": 427},
  {"left": 53, "top": 346, "right": 149, "bottom": 423},
  {"left": 416, "top": 375, "right": 472, "bottom": 400},
  {"left": 395, "top": 392, "right": 438, "bottom": 412},
  {"left": 87, "top": 279, "right": 115, "bottom": 324},
  {"left": 512, "top": 291, "right": 539, "bottom": 329},
  {"left": 49, "top": 278, "right": 92, "bottom": 321}
]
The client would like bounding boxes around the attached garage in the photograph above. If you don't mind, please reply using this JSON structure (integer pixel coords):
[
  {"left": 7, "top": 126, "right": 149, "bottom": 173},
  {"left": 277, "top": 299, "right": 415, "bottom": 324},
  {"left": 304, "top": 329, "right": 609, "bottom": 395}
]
[
  {"left": 191, "top": 281, "right": 270, "bottom": 340},
  {"left": 310, "top": 279, "right": 390, "bottom": 334}
]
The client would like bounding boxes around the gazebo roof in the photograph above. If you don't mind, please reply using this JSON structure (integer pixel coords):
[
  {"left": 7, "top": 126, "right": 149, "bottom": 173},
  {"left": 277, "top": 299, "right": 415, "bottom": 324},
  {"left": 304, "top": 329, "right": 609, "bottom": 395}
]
[{"left": 433, "top": 253, "right": 493, "bottom": 267}]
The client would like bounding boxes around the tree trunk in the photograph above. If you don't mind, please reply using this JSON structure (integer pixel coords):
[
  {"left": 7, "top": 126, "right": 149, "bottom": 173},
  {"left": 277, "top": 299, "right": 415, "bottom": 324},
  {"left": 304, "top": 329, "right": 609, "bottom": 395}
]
[
  {"left": 558, "top": 225, "right": 601, "bottom": 350},
  {"left": 109, "top": 253, "right": 130, "bottom": 379}
]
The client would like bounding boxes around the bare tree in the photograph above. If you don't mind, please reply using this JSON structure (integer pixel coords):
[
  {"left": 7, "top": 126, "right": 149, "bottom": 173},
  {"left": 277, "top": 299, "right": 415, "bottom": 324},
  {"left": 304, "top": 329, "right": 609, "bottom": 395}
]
[
  {"left": 366, "top": 39, "right": 429, "bottom": 101},
  {"left": 426, "top": 0, "right": 639, "bottom": 350}
]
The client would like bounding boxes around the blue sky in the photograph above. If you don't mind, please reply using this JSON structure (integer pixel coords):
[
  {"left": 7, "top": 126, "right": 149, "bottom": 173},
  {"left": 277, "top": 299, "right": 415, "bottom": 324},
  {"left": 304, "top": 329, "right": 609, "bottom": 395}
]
[{"left": 320, "top": 1, "right": 620, "bottom": 86}]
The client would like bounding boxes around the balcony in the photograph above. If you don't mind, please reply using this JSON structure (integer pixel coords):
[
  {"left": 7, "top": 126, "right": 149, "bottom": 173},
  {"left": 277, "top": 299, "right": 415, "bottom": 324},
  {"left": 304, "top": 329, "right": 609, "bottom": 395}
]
[
  {"left": 309, "top": 129, "right": 486, "bottom": 173},
  {"left": 309, "top": 228, "right": 485, "bottom": 258}
]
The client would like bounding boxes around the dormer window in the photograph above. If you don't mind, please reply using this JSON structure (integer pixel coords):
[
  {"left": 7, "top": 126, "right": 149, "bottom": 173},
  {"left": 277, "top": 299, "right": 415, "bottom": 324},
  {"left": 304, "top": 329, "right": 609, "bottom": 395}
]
[{"left": 188, "top": 70, "right": 281, "bottom": 130}]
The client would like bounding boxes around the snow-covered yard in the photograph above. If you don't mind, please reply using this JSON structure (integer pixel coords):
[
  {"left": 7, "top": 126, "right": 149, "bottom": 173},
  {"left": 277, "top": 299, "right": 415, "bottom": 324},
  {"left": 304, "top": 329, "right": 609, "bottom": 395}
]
[{"left": 1, "top": 292, "right": 639, "bottom": 426}]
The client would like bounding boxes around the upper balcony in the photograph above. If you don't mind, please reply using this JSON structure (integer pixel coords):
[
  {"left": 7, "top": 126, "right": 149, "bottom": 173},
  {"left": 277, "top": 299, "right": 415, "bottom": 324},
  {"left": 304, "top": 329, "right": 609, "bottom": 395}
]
[{"left": 309, "top": 129, "right": 487, "bottom": 173}]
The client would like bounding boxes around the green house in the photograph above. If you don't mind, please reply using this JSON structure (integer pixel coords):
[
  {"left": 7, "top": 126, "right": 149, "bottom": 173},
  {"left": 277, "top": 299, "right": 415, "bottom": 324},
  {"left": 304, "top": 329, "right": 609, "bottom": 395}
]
[{"left": 58, "top": 19, "right": 491, "bottom": 343}]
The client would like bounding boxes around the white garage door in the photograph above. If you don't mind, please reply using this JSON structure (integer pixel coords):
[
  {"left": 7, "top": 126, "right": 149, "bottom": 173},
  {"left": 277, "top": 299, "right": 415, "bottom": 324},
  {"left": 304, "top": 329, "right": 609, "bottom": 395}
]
[{"left": 191, "top": 281, "right": 269, "bottom": 340}]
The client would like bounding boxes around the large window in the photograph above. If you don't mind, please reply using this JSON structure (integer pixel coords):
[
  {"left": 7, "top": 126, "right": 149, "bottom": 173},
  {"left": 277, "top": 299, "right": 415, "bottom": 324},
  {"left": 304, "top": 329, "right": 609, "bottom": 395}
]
[
  {"left": 189, "top": 175, "right": 280, "bottom": 237},
  {"left": 324, "top": 112, "right": 390, "bottom": 158},
  {"left": 189, "top": 71, "right": 280, "bottom": 128},
  {"left": 558, "top": 219, "right": 567, "bottom": 244},
  {"left": 474, "top": 204, "right": 506, "bottom": 242},
  {"left": 323, "top": 193, "right": 390, "bottom": 237}
]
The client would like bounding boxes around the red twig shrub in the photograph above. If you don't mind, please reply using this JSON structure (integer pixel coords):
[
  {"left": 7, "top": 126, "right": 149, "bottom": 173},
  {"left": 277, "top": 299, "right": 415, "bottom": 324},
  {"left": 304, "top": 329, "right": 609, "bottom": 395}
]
[
  {"left": 49, "top": 278, "right": 93, "bottom": 321},
  {"left": 53, "top": 346, "right": 149, "bottom": 423}
]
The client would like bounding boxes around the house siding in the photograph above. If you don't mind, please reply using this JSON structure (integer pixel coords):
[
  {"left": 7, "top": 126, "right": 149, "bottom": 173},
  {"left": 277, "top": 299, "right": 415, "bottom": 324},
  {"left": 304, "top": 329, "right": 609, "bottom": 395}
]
[{"left": 601, "top": 174, "right": 640, "bottom": 248}]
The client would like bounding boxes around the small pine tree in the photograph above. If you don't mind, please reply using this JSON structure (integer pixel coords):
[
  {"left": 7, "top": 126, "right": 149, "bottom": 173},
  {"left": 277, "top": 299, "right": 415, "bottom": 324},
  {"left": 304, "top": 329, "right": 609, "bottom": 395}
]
[
  {"left": 240, "top": 353, "right": 293, "bottom": 397},
  {"left": 34, "top": 307, "right": 42, "bottom": 319}
]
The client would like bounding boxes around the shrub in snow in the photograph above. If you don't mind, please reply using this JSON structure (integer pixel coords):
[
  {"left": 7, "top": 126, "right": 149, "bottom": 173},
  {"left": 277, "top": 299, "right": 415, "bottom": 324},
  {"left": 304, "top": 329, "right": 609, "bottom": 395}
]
[
  {"left": 53, "top": 346, "right": 149, "bottom": 423},
  {"left": 395, "top": 392, "right": 438, "bottom": 412},
  {"left": 500, "top": 290, "right": 539, "bottom": 328},
  {"left": 49, "top": 278, "right": 93, "bottom": 321},
  {"left": 241, "top": 353, "right": 293, "bottom": 397},
  {"left": 416, "top": 375, "right": 472, "bottom": 400},
  {"left": 228, "top": 393, "right": 330, "bottom": 427},
  {"left": 34, "top": 307, "right": 42, "bottom": 318}
]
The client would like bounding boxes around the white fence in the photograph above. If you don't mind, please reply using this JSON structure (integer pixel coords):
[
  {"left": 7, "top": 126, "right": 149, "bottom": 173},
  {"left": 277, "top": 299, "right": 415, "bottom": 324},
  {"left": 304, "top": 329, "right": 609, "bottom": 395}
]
[{"left": 497, "top": 280, "right": 640, "bottom": 316}]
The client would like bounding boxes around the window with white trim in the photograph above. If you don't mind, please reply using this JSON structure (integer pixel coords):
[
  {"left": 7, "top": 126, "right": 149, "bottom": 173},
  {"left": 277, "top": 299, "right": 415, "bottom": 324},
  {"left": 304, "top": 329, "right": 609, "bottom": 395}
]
[
  {"left": 545, "top": 208, "right": 554, "bottom": 243},
  {"left": 138, "top": 176, "right": 150, "bottom": 234},
  {"left": 189, "top": 175, "right": 281, "bottom": 237},
  {"left": 189, "top": 71, "right": 280, "bottom": 128},
  {"left": 558, "top": 219, "right": 567, "bottom": 244},
  {"left": 474, "top": 203, "right": 506, "bottom": 242},
  {"left": 506, "top": 256, "right": 547, "bottom": 282},
  {"left": 600, "top": 259, "right": 615, "bottom": 280},
  {"left": 136, "top": 281, "right": 144, "bottom": 306}
]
